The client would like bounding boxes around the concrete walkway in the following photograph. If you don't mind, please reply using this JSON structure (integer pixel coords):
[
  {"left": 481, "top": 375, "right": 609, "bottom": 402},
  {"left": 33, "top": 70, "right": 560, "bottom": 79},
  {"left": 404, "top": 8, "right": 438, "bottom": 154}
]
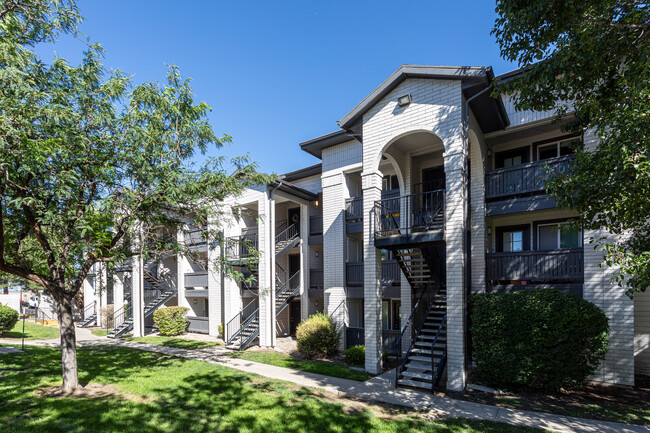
[{"left": 2, "top": 334, "right": 648, "bottom": 433}]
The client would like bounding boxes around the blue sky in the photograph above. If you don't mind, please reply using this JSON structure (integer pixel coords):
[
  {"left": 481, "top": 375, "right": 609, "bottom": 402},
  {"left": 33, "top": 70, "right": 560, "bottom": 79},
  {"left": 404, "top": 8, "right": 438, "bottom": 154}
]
[{"left": 36, "top": 1, "right": 518, "bottom": 175}]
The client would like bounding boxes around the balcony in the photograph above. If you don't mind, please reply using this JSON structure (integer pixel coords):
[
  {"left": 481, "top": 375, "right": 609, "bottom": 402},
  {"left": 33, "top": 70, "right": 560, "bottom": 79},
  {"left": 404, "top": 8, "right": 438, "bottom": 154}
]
[
  {"left": 486, "top": 248, "right": 583, "bottom": 284},
  {"left": 310, "top": 269, "right": 324, "bottom": 288},
  {"left": 374, "top": 189, "right": 445, "bottom": 248},
  {"left": 184, "top": 272, "right": 208, "bottom": 288},
  {"left": 345, "top": 197, "right": 363, "bottom": 221},
  {"left": 345, "top": 327, "right": 402, "bottom": 354},
  {"left": 346, "top": 262, "right": 363, "bottom": 286},
  {"left": 226, "top": 229, "right": 258, "bottom": 262},
  {"left": 184, "top": 227, "right": 207, "bottom": 251},
  {"left": 309, "top": 215, "right": 323, "bottom": 245},
  {"left": 485, "top": 155, "right": 574, "bottom": 216}
]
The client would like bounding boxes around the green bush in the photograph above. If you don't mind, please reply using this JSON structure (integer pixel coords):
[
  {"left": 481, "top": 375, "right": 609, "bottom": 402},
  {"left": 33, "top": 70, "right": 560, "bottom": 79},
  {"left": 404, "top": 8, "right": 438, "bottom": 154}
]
[
  {"left": 470, "top": 289, "right": 609, "bottom": 390},
  {"left": 296, "top": 312, "right": 340, "bottom": 358},
  {"left": 0, "top": 304, "right": 19, "bottom": 336},
  {"left": 218, "top": 322, "right": 224, "bottom": 340},
  {"left": 343, "top": 345, "right": 365, "bottom": 365},
  {"left": 153, "top": 306, "right": 189, "bottom": 336}
]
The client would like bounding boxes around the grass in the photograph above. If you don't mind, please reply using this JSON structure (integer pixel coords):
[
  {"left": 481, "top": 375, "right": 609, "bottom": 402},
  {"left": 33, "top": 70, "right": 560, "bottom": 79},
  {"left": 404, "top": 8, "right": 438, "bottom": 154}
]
[
  {"left": 1, "top": 320, "right": 60, "bottom": 340},
  {"left": 91, "top": 329, "right": 108, "bottom": 337},
  {"left": 0, "top": 344, "right": 552, "bottom": 433},
  {"left": 224, "top": 350, "right": 373, "bottom": 382},
  {"left": 125, "top": 336, "right": 222, "bottom": 350}
]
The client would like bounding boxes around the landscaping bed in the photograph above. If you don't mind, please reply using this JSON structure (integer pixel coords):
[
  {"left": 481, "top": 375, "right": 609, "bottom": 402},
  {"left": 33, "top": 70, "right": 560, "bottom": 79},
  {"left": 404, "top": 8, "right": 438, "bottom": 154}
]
[
  {"left": 0, "top": 344, "right": 552, "bottom": 433},
  {"left": 452, "top": 374, "right": 650, "bottom": 427}
]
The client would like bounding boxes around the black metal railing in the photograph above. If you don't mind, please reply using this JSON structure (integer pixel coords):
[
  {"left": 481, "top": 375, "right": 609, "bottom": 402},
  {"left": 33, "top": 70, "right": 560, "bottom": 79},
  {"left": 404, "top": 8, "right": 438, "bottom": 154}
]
[
  {"left": 345, "top": 197, "right": 363, "bottom": 220},
  {"left": 374, "top": 189, "right": 445, "bottom": 238},
  {"left": 346, "top": 327, "right": 364, "bottom": 347},
  {"left": 108, "top": 303, "right": 132, "bottom": 335},
  {"left": 485, "top": 155, "right": 575, "bottom": 199},
  {"left": 309, "top": 215, "right": 323, "bottom": 235},
  {"left": 381, "top": 260, "right": 401, "bottom": 285},
  {"left": 345, "top": 262, "right": 363, "bottom": 286},
  {"left": 275, "top": 223, "right": 299, "bottom": 247},
  {"left": 226, "top": 229, "right": 258, "bottom": 260},
  {"left": 431, "top": 311, "right": 447, "bottom": 391},
  {"left": 413, "top": 180, "right": 445, "bottom": 194},
  {"left": 486, "top": 248, "right": 583, "bottom": 283},
  {"left": 382, "top": 329, "right": 401, "bottom": 354},
  {"left": 225, "top": 298, "right": 258, "bottom": 343},
  {"left": 394, "top": 288, "right": 437, "bottom": 387}
]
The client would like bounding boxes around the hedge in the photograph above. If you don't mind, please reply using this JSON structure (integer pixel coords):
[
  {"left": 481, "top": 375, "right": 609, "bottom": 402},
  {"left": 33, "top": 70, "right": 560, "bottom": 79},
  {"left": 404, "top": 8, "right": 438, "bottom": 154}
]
[
  {"left": 343, "top": 345, "right": 365, "bottom": 366},
  {"left": 153, "top": 306, "right": 189, "bottom": 336},
  {"left": 296, "top": 312, "right": 340, "bottom": 358},
  {"left": 470, "top": 289, "right": 609, "bottom": 390},
  {"left": 0, "top": 304, "right": 19, "bottom": 336}
]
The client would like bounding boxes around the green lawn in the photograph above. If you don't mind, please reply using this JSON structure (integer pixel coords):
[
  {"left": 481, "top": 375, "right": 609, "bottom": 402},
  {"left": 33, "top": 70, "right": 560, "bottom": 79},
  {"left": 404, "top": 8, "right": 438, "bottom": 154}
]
[
  {"left": 224, "top": 350, "right": 373, "bottom": 382},
  {"left": 1, "top": 321, "right": 60, "bottom": 340},
  {"left": 91, "top": 329, "right": 108, "bottom": 337},
  {"left": 125, "top": 336, "right": 222, "bottom": 350},
  {"left": 0, "top": 344, "right": 552, "bottom": 433}
]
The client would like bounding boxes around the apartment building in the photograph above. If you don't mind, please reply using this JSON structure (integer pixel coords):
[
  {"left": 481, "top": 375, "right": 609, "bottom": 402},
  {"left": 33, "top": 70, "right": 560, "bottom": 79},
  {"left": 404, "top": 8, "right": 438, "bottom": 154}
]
[{"left": 80, "top": 65, "right": 650, "bottom": 392}]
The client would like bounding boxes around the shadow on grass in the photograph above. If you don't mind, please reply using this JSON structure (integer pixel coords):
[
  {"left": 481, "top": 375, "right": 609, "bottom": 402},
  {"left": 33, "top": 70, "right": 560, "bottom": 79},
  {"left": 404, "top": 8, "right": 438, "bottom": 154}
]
[
  {"left": 124, "top": 337, "right": 221, "bottom": 350},
  {"left": 0, "top": 345, "right": 546, "bottom": 433}
]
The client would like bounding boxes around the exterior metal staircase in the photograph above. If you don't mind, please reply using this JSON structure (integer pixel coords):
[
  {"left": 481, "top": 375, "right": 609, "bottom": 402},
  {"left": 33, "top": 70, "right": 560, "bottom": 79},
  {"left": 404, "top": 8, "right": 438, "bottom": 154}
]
[
  {"left": 107, "top": 257, "right": 177, "bottom": 339},
  {"left": 395, "top": 288, "right": 447, "bottom": 391},
  {"left": 275, "top": 223, "right": 300, "bottom": 259},
  {"left": 78, "top": 302, "right": 97, "bottom": 328}
]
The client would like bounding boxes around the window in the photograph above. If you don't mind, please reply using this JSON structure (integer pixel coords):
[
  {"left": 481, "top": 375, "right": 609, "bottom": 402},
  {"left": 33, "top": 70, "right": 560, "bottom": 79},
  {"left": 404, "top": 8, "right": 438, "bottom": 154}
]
[
  {"left": 382, "top": 301, "right": 389, "bottom": 330},
  {"left": 495, "top": 147, "right": 529, "bottom": 169},
  {"left": 536, "top": 138, "right": 580, "bottom": 161},
  {"left": 382, "top": 175, "right": 398, "bottom": 191},
  {"left": 392, "top": 301, "right": 401, "bottom": 330},
  {"left": 538, "top": 223, "right": 582, "bottom": 250},
  {"left": 503, "top": 230, "right": 524, "bottom": 252}
]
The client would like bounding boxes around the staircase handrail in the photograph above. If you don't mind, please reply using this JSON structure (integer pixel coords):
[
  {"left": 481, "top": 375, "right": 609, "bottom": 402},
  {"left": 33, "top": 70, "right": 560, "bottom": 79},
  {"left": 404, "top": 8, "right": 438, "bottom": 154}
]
[
  {"left": 225, "top": 297, "right": 258, "bottom": 344},
  {"left": 83, "top": 301, "right": 96, "bottom": 320},
  {"left": 275, "top": 222, "right": 299, "bottom": 246},
  {"left": 430, "top": 311, "right": 447, "bottom": 391},
  {"left": 394, "top": 289, "right": 427, "bottom": 387},
  {"left": 35, "top": 307, "right": 55, "bottom": 325}
]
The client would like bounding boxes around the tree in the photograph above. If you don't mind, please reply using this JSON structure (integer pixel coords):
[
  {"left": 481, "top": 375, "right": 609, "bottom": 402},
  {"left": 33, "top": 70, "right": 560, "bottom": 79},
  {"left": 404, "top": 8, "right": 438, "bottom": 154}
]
[
  {"left": 0, "top": 0, "right": 271, "bottom": 391},
  {"left": 493, "top": 0, "right": 650, "bottom": 296}
]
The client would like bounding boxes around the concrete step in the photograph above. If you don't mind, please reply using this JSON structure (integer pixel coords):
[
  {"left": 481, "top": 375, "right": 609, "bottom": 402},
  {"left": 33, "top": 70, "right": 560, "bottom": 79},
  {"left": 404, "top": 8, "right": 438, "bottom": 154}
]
[
  {"left": 398, "top": 378, "right": 432, "bottom": 390},
  {"left": 414, "top": 341, "right": 446, "bottom": 349},
  {"left": 408, "top": 355, "right": 442, "bottom": 363},
  {"left": 401, "top": 370, "right": 434, "bottom": 381},
  {"left": 411, "top": 348, "right": 444, "bottom": 356}
]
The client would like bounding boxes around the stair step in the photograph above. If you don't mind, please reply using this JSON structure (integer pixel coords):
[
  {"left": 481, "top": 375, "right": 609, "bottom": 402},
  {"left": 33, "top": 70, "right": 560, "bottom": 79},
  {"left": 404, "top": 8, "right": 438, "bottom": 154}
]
[
  {"left": 415, "top": 341, "right": 446, "bottom": 348},
  {"left": 411, "top": 348, "right": 445, "bottom": 356},
  {"left": 404, "top": 361, "right": 434, "bottom": 372},
  {"left": 398, "top": 378, "right": 433, "bottom": 390},
  {"left": 409, "top": 355, "right": 442, "bottom": 363},
  {"left": 402, "top": 370, "right": 434, "bottom": 381}
]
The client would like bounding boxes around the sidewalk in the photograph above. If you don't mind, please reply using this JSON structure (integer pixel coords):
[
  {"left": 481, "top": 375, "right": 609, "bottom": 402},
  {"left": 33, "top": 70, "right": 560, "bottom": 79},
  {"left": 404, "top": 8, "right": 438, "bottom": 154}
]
[{"left": 3, "top": 336, "right": 648, "bottom": 433}]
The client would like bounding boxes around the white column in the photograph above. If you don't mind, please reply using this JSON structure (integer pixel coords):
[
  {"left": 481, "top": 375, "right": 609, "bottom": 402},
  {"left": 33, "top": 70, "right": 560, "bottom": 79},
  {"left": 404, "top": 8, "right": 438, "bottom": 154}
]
[
  {"left": 83, "top": 274, "right": 94, "bottom": 318},
  {"left": 207, "top": 217, "right": 222, "bottom": 337},
  {"left": 113, "top": 273, "right": 124, "bottom": 318},
  {"left": 94, "top": 264, "right": 102, "bottom": 326},
  {"left": 363, "top": 170, "right": 383, "bottom": 374},
  {"left": 322, "top": 172, "right": 347, "bottom": 349},
  {"left": 176, "top": 227, "right": 190, "bottom": 309},
  {"left": 469, "top": 129, "right": 486, "bottom": 293},
  {"left": 132, "top": 254, "right": 145, "bottom": 337},
  {"left": 258, "top": 193, "right": 275, "bottom": 347},
  {"left": 445, "top": 130, "right": 469, "bottom": 391},
  {"left": 300, "top": 203, "right": 310, "bottom": 321}
]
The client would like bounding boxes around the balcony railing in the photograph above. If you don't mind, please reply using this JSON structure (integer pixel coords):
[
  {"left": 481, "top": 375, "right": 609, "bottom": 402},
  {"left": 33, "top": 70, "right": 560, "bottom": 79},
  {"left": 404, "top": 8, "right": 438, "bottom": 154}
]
[
  {"left": 381, "top": 260, "right": 401, "bottom": 285},
  {"left": 309, "top": 215, "right": 323, "bottom": 235},
  {"left": 374, "top": 189, "right": 445, "bottom": 238},
  {"left": 310, "top": 269, "right": 324, "bottom": 288},
  {"left": 485, "top": 155, "right": 575, "bottom": 199},
  {"left": 346, "top": 262, "right": 364, "bottom": 286},
  {"left": 184, "top": 227, "right": 207, "bottom": 246},
  {"left": 486, "top": 248, "right": 583, "bottom": 283},
  {"left": 345, "top": 197, "right": 363, "bottom": 221},
  {"left": 345, "top": 327, "right": 402, "bottom": 354},
  {"left": 184, "top": 271, "right": 208, "bottom": 288},
  {"left": 226, "top": 229, "right": 258, "bottom": 260}
]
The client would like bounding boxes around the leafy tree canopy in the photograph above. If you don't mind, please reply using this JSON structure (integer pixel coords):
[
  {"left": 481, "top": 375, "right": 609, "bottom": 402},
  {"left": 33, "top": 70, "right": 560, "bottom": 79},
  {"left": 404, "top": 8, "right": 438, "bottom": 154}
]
[
  {"left": 493, "top": 0, "right": 650, "bottom": 295},
  {"left": 0, "top": 0, "right": 272, "bottom": 390}
]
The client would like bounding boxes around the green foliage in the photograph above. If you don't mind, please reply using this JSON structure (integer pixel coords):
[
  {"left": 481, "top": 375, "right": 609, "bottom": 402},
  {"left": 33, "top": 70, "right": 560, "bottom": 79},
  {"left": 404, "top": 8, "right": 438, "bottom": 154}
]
[
  {"left": 152, "top": 307, "right": 189, "bottom": 336},
  {"left": 343, "top": 345, "right": 365, "bottom": 366},
  {"left": 470, "top": 290, "right": 609, "bottom": 390},
  {"left": 218, "top": 322, "right": 224, "bottom": 340},
  {"left": 493, "top": 1, "right": 650, "bottom": 295},
  {"left": 0, "top": 304, "right": 19, "bottom": 336},
  {"left": 296, "top": 313, "right": 340, "bottom": 358}
]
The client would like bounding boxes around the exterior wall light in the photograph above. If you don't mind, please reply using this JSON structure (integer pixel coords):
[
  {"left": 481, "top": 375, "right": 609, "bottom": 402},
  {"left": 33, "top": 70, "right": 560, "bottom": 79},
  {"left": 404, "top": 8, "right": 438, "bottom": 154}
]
[
  {"left": 398, "top": 94, "right": 411, "bottom": 107},
  {"left": 193, "top": 299, "right": 198, "bottom": 305}
]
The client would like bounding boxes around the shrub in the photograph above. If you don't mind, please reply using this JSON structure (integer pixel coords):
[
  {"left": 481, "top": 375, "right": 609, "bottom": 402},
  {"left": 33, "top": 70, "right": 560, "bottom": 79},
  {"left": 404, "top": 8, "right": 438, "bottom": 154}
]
[
  {"left": 153, "top": 306, "right": 189, "bottom": 336},
  {"left": 296, "top": 312, "right": 340, "bottom": 358},
  {"left": 0, "top": 304, "right": 19, "bottom": 336},
  {"left": 470, "top": 289, "right": 609, "bottom": 390},
  {"left": 218, "top": 322, "right": 224, "bottom": 340},
  {"left": 343, "top": 345, "right": 365, "bottom": 365}
]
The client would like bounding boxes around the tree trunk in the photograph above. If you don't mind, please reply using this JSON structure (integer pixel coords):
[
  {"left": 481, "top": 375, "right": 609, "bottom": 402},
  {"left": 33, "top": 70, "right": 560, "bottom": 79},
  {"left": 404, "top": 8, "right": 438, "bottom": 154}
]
[{"left": 56, "top": 295, "right": 79, "bottom": 392}]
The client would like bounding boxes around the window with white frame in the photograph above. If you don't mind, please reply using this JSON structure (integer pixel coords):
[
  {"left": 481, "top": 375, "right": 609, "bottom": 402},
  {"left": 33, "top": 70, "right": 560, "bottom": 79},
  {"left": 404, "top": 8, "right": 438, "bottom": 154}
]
[
  {"left": 538, "top": 223, "right": 582, "bottom": 250},
  {"left": 503, "top": 230, "right": 524, "bottom": 252},
  {"left": 537, "top": 137, "right": 580, "bottom": 161}
]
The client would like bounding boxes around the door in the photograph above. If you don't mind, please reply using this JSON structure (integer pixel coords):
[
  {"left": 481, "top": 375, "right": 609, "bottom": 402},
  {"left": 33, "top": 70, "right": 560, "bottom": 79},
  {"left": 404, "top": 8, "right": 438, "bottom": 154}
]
[
  {"left": 288, "top": 254, "right": 301, "bottom": 288},
  {"left": 288, "top": 207, "right": 300, "bottom": 234},
  {"left": 421, "top": 166, "right": 445, "bottom": 192},
  {"left": 289, "top": 301, "right": 301, "bottom": 335}
]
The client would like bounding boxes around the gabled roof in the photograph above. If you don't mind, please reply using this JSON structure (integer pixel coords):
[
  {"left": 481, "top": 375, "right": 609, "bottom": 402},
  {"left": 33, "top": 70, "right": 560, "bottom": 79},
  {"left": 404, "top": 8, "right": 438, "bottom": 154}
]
[
  {"left": 337, "top": 64, "right": 509, "bottom": 133},
  {"left": 299, "top": 130, "right": 357, "bottom": 159},
  {"left": 282, "top": 163, "right": 322, "bottom": 182}
]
